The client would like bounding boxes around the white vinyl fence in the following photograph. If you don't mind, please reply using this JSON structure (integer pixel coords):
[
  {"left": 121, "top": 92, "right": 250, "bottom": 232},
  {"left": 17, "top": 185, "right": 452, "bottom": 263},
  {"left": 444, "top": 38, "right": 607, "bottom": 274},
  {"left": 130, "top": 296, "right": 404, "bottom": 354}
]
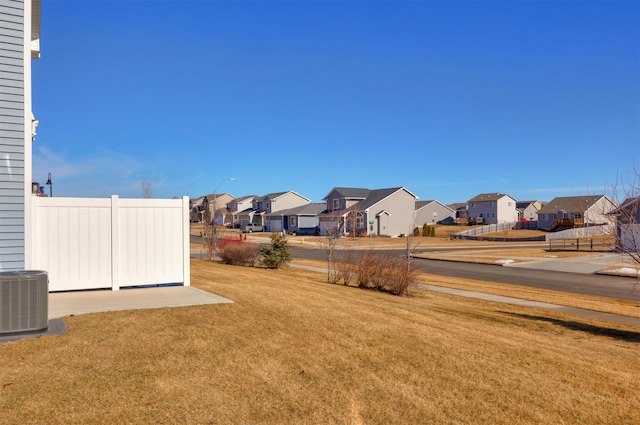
[{"left": 32, "top": 195, "right": 190, "bottom": 292}]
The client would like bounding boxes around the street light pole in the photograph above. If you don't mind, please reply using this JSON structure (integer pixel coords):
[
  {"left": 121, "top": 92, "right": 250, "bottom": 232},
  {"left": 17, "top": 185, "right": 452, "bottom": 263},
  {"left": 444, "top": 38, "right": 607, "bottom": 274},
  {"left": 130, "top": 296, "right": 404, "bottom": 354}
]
[
  {"left": 212, "top": 177, "right": 236, "bottom": 227},
  {"left": 45, "top": 172, "right": 52, "bottom": 197}
]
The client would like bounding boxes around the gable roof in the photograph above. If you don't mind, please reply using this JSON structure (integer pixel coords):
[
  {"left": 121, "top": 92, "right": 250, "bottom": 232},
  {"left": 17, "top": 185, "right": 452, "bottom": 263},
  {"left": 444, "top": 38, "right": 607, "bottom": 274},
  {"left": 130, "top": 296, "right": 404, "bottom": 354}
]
[
  {"left": 415, "top": 200, "right": 454, "bottom": 212},
  {"left": 232, "top": 195, "right": 258, "bottom": 203},
  {"left": 259, "top": 191, "right": 288, "bottom": 201},
  {"left": 537, "top": 195, "right": 606, "bottom": 215},
  {"left": 609, "top": 197, "right": 639, "bottom": 215},
  {"left": 468, "top": 192, "right": 514, "bottom": 203},
  {"left": 448, "top": 203, "right": 467, "bottom": 211},
  {"left": 357, "top": 187, "right": 404, "bottom": 210},
  {"left": 516, "top": 200, "right": 536, "bottom": 208},
  {"left": 190, "top": 196, "right": 205, "bottom": 207},
  {"left": 259, "top": 191, "right": 311, "bottom": 202},
  {"left": 322, "top": 187, "right": 370, "bottom": 200},
  {"left": 415, "top": 200, "right": 435, "bottom": 209}
]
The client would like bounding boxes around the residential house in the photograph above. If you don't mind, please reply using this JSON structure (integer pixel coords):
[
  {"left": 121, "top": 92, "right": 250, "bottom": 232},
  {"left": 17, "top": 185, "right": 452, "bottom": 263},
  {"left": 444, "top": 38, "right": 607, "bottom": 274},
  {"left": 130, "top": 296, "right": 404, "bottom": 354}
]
[
  {"left": 207, "top": 193, "right": 234, "bottom": 226},
  {"left": 467, "top": 193, "right": 519, "bottom": 225},
  {"left": 266, "top": 203, "right": 325, "bottom": 233},
  {"left": 448, "top": 203, "right": 468, "bottom": 223},
  {"left": 190, "top": 193, "right": 234, "bottom": 225},
  {"left": 414, "top": 200, "right": 455, "bottom": 226},
  {"left": 536, "top": 195, "right": 616, "bottom": 231},
  {"left": 319, "top": 187, "right": 417, "bottom": 237},
  {"left": 609, "top": 197, "right": 640, "bottom": 253},
  {"left": 227, "top": 195, "right": 257, "bottom": 228},
  {"left": 516, "top": 200, "right": 542, "bottom": 222},
  {"left": 0, "top": 0, "right": 40, "bottom": 271},
  {"left": 189, "top": 196, "right": 205, "bottom": 222},
  {"left": 234, "top": 191, "right": 310, "bottom": 229}
]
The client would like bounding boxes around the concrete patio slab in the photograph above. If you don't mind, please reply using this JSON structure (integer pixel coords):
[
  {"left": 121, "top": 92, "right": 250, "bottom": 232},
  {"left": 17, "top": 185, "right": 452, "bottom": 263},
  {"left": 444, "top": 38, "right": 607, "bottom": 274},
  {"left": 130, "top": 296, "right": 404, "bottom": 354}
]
[{"left": 48, "top": 285, "right": 233, "bottom": 319}]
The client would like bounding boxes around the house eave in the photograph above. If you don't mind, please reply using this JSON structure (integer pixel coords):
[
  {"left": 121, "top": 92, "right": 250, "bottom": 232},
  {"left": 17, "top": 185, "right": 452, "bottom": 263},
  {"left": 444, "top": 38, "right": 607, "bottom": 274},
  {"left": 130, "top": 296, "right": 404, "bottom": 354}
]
[{"left": 31, "top": 0, "right": 41, "bottom": 59}]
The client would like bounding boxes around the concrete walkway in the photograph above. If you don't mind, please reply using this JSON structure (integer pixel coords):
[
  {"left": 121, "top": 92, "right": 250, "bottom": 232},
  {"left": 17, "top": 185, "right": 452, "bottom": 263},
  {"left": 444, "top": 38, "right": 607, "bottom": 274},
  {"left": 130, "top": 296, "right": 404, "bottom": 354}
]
[
  {"left": 290, "top": 264, "right": 640, "bottom": 328},
  {"left": 418, "top": 284, "right": 640, "bottom": 328}
]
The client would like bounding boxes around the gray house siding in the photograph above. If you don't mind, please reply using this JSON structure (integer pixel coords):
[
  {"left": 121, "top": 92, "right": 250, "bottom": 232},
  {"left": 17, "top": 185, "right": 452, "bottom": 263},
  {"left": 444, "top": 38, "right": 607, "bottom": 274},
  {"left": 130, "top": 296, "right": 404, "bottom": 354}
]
[
  {"left": 467, "top": 193, "right": 518, "bottom": 225},
  {"left": 366, "top": 190, "right": 415, "bottom": 237},
  {"left": 415, "top": 201, "right": 455, "bottom": 226},
  {"left": 0, "top": 0, "right": 26, "bottom": 271}
]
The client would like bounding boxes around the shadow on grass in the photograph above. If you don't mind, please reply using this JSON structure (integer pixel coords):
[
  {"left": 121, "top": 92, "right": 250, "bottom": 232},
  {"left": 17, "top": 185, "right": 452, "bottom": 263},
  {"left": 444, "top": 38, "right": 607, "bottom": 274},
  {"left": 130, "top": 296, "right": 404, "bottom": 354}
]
[{"left": 503, "top": 312, "right": 640, "bottom": 343}]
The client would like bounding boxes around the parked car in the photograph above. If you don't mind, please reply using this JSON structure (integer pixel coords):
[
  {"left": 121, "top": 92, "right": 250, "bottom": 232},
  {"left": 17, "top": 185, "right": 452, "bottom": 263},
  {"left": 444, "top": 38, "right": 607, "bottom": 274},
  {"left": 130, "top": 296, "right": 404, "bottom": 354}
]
[{"left": 243, "top": 223, "right": 264, "bottom": 233}]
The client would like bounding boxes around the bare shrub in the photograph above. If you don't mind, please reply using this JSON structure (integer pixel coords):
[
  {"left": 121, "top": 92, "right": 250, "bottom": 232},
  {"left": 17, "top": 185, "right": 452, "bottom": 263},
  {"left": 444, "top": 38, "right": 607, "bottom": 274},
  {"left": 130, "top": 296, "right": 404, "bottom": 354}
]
[
  {"left": 350, "top": 251, "right": 418, "bottom": 296},
  {"left": 217, "top": 241, "right": 259, "bottom": 266},
  {"left": 332, "top": 251, "right": 356, "bottom": 285},
  {"left": 386, "top": 256, "right": 418, "bottom": 296},
  {"left": 355, "top": 251, "right": 387, "bottom": 290}
]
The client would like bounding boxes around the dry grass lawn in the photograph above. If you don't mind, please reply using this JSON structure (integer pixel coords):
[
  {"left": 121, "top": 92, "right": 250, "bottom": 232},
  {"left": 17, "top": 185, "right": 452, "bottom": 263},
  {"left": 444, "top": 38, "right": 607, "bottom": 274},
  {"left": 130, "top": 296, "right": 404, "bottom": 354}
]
[
  {"left": 1, "top": 260, "right": 638, "bottom": 424},
  {"left": 292, "top": 259, "right": 640, "bottom": 319}
]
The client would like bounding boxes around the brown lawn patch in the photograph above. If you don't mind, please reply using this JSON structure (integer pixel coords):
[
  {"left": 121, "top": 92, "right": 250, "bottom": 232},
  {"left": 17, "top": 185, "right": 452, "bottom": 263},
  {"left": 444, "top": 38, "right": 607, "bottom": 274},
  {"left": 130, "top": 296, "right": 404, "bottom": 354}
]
[
  {"left": 292, "top": 259, "right": 640, "bottom": 319},
  {"left": 0, "top": 260, "right": 638, "bottom": 424}
]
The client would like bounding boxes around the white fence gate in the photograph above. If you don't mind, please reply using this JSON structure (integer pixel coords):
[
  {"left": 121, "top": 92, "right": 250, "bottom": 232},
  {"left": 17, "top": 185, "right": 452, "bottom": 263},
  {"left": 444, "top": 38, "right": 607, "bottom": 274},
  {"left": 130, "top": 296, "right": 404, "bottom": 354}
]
[{"left": 32, "top": 195, "right": 190, "bottom": 292}]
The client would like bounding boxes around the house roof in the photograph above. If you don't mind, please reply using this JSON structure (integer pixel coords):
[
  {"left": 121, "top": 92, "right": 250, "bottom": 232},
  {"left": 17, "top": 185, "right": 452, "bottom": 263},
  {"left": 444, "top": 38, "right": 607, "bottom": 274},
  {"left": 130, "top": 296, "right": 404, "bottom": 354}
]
[
  {"left": 232, "top": 195, "right": 258, "bottom": 203},
  {"left": 317, "top": 187, "right": 406, "bottom": 217},
  {"left": 210, "top": 192, "right": 234, "bottom": 200},
  {"left": 322, "top": 187, "right": 370, "bottom": 200},
  {"left": 415, "top": 200, "right": 435, "bottom": 209},
  {"left": 357, "top": 187, "right": 404, "bottom": 210},
  {"left": 415, "top": 200, "right": 454, "bottom": 212},
  {"left": 32, "top": 0, "right": 41, "bottom": 59},
  {"left": 467, "top": 192, "right": 514, "bottom": 203},
  {"left": 258, "top": 191, "right": 311, "bottom": 202},
  {"left": 259, "top": 191, "right": 289, "bottom": 201},
  {"left": 266, "top": 203, "right": 325, "bottom": 217},
  {"left": 448, "top": 203, "right": 467, "bottom": 211},
  {"left": 609, "top": 197, "right": 640, "bottom": 215},
  {"left": 236, "top": 207, "right": 260, "bottom": 216},
  {"left": 537, "top": 195, "right": 606, "bottom": 215},
  {"left": 516, "top": 201, "right": 535, "bottom": 208},
  {"left": 190, "top": 196, "right": 205, "bottom": 206}
]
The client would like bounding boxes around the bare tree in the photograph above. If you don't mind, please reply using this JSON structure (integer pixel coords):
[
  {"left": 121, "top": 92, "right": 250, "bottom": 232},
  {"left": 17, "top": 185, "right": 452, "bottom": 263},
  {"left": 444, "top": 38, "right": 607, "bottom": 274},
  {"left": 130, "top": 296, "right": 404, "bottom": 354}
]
[
  {"left": 141, "top": 180, "right": 153, "bottom": 198},
  {"left": 321, "top": 225, "right": 342, "bottom": 283},
  {"left": 608, "top": 168, "right": 640, "bottom": 269}
]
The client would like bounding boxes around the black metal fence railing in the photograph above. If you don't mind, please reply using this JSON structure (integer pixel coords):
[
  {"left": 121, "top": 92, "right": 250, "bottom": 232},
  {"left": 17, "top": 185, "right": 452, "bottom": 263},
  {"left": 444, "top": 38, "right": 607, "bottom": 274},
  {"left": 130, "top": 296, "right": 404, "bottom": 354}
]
[{"left": 547, "top": 237, "right": 615, "bottom": 252}]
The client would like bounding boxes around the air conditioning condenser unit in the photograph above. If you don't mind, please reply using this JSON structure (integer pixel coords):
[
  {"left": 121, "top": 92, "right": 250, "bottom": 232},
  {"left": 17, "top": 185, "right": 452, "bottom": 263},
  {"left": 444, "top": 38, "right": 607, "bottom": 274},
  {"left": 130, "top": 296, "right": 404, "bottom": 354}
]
[{"left": 0, "top": 270, "right": 48, "bottom": 335}]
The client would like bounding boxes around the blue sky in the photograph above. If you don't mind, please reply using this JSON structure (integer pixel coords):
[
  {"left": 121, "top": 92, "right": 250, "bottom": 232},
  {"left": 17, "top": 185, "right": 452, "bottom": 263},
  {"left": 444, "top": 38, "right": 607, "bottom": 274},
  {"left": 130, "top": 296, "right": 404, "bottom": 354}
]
[{"left": 32, "top": 0, "right": 639, "bottom": 204}]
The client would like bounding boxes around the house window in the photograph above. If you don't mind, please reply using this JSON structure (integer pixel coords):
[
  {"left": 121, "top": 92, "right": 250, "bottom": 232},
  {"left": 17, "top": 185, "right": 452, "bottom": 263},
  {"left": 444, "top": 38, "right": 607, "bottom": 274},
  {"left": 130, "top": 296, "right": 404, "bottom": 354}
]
[
  {"left": 489, "top": 202, "right": 494, "bottom": 207},
  {"left": 332, "top": 199, "right": 340, "bottom": 210},
  {"left": 356, "top": 212, "right": 364, "bottom": 227},
  {"left": 508, "top": 202, "right": 512, "bottom": 207},
  {"left": 290, "top": 216, "right": 297, "bottom": 227},
  {"left": 471, "top": 203, "right": 475, "bottom": 208}
]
